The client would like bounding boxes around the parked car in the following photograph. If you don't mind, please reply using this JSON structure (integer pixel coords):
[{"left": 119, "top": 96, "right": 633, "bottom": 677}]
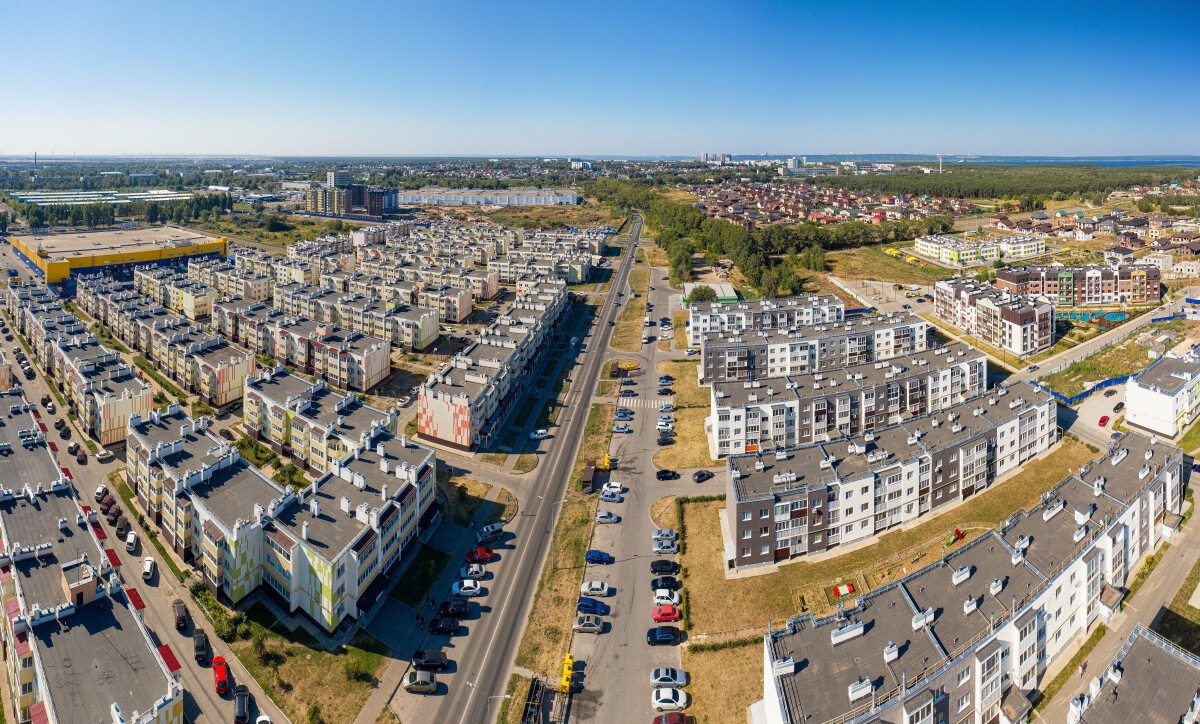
[
  {"left": 573, "top": 614, "right": 603, "bottom": 634},
  {"left": 657, "top": 388, "right": 673, "bottom": 396},
  {"left": 530, "top": 429, "right": 549, "bottom": 440},
  {"left": 398, "top": 395, "right": 412, "bottom": 407},
  {"left": 613, "top": 414, "right": 633, "bottom": 422},
  {"left": 656, "top": 437, "right": 674, "bottom": 446},
  {"left": 618, "top": 389, "right": 638, "bottom": 397},
  {"left": 1113, "top": 402, "right": 1125, "bottom": 412},
  {"left": 653, "top": 687, "right": 689, "bottom": 712},
  {"left": 76, "top": 451, "right": 87, "bottom": 465},
  {"left": 234, "top": 685, "right": 251, "bottom": 723},
  {"left": 599, "top": 490, "right": 622, "bottom": 503},
  {"left": 465, "top": 547, "right": 495, "bottom": 564},
  {"left": 646, "top": 626, "right": 680, "bottom": 646},
  {"left": 692, "top": 470, "right": 713, "bottom": 483},
  {"left": 595, "top": 511, "right": 619, "bottom": 524},
  {"left": 219, "top": 428, "right": 236, "bottom": 441},
  {"left": 650, "top": 559, "right": 679, "bottom": 575},
  {"left": 652, "top": 528, "right": 678, "bottom": 542},
  {"left": 654, "top": 589, "right": 682, "bottom": 607},
  {"left": 55, "top": 418, "right": 66, "bottom": 430},
  {"left": 1099, "top": 415, "right": 1110, "bottom": 427},
  {"left": 95, "top": 449, "right": 113, "bottom": 462},
  {"left": 438, "top": 600, "right": 470, "bottom": 619},
  {"left": 619, "top": 378, "right": 637, "bottom": 386},
  {"left": 616, "top": 407, "right": 633, "bottom": 415},
  {"left": 94, "top": 484, "right": 107, "bottom": 502},
  {"left": 652, "top": 576, "right": 680, "bottom": 591},
  {"left": 658, "top": 415, "right": 676, "bottom": 423},
  {"left": 193, "top": 630, "right": 208, "bottom": 663},
  {"left": 601, "top": 481, "right": 622, "bottom": 495},
  {"left": 141, "top": 557, "right": 155, "bottom": 580},
  {"left": 460, "top": 564, "right": 486, "bottom": 580},
  {"left": 650, "top": 667, "right": 687, "bottom": 689},
  {"left": 656, "top": 469, "right": 678, "bottom": 481},
  {"left": 403, "top": 671, "right": 437, "bottom": 694},
  {"left": 172, "top": 599, "right": 188, "bottom": 628},
  {"left": 654, "top": 540, "right": 680, "bottom": 555},
  {"left": 213, "top": 656, "right": 230, "bottom": 693},
  {"left": 580, "top": 580, "right": 610, "bottom": 597},
  {"left": 125, "top": 532, "right": 137, "bottom": 552},
  {"left": 1028, "top": 365, "right": 1040, "bottom": 372},
  {"left": 412, "top": 650, "right": 448, "bottom": 671},
  {"left": 67, "top": 441, "right": 80, "bottom": 456},
  {"left": 656, "top": 423, "right": 674, "bottom": 432},
  {"left": 45, "top": 402, "right": 55, "bottom": 414},
  {"left": 611, "top": 424, "right": 631, "bottom": 434},
  {"left": 577, "top": 597, "right": 608, "bottom": 616},
  {"left": 451, "top": 579, "right": 482, "bottom": 598},
  {"left": 653, "top": 605, "right": 681, "bottom": 623},
  {"left": 586, "top": 550, "right": 613, "bottom": 565},
  {"left": 429, "top": 616, "right": 459, "bottom": 635},
  {"left": 1104, "top": 388, "right": 1118, "bottom": 397}
]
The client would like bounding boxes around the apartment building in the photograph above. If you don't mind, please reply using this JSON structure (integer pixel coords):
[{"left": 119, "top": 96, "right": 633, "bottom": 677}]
[
  {"left": 1071, "top": 626, "right": 1200, "bottom": 724},
  {"left": 51, "top": 333, "right": 154, "bottom": 447},
  {"left": 1125, "top": 355, "right": 1200, "bottom": 436},
  {"left": 337, "top": 296, "right": 440, "bottom": 351},
  {"left": 726, "top": 384, "right": 1056, "bottom": 567},
  {"left": 0, "top": 389, "right": 184, "bottom": 724},
  {"left": 418, "top": 286, "right": 568, "bottom": 451},
  {"left": 756, "top": 431, "right": 1182, "bottom": 724},
  {"left": 391, "top": 186, "right": 579, "bottom": 206},
  {"left": 699, "top": 313, "right": 930, "bottom": 384},
  {"left": 306, "top": 186, "right": 349, "bottom": 215},
  {"left": 133, "top": 267, "right": 215, "bottom": 320},
  {"left": 914, "top": 234, "right": 1046, "bottom": 265},
  {"left": 187, "top": 258, "right": 273, "bottom": 302},
  {"left": 686, "top": 294, "right": 845, "bottom": 346},
  {"left": 244, "top": 369, "right": 397, "bottom": 474},
  {"left": 273, "top": 260, "right": 319, "bottom": 286},
  {"left": 416, "top": 285, "right": 474, "bottom": 323},
  {"left": 995, "top": 264, "right": 1162, "bottom": 306},
  {"left": 707, "top": 343, "right": 986, "bottom": 457},
  {"left": 126, "top": 404, "right": 437, "bottom": 632},
  {"left": 934, "top": 277, "right": 1055, "bottom": 356}
]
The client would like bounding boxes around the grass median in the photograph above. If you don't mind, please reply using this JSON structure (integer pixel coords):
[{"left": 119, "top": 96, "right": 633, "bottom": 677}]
[
  {"left": 610, "top": 268, "right": 651, "bottom": 351},
  {"left": 514, "top": 403, "right": 612, "bottom": 675},
  {"left": 436, "top": 470, "right": 493, "bottom": 528}
]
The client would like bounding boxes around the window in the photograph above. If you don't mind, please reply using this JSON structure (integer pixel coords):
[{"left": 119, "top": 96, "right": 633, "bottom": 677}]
[
  {"left": 741, "top": 547, "right": 751, "bottom": 557},
  {"left": 20, "top": 656, "right": 32, "bottom": 670},
  {"left": 759, "top": 526, "right": 769, "bottom": 536},
  {"left": 957, "top": 693, "right": 970, "bottom": 712},
  {"left": 760, "top": 508, "right": 770, "bottom": 518},
  {"left": 956, "top": 667, "right": 970, "bottom": 686},
  {"left": 742, "top": 511, "right": 751, "bottom": 521},
  {"left": 21, "top": 681, "right": 33, "bottom": 696},
  {"left": 742, "top": 529, "right": 751, "bottom": 540},
  {"left": 760, "top": 545, "right": 770, "bottom": 555}
]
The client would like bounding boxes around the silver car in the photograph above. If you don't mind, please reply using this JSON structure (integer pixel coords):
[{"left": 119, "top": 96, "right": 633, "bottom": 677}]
[
  {"left": 653, "top": 540, "right": 679, "bottom": 555},
  {"left": 573, "top": 614, "right": 603, "bottom": 634},
  {"left": 403, "top": 670, "right": 437, "bottom": 694},
  {"left": 650, "top": 667, "right": 687, "bottom": 688},
  {"left": 652, "top": 528, "right": 678, "bottom": 542},
  {"left": 596, "top": 511, "right": 619, "bottom": 525}
]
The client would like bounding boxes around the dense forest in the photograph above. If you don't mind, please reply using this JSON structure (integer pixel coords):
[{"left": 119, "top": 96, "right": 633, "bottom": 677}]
[
  {"left": 587, "top": 178, "right": 952, "bottom": 298},
  {"left": 4, "top": 192, "right": 236, "bottom": 230},
  {"left": 814, "top": 164, "right": 1197, "bottom": 199}
]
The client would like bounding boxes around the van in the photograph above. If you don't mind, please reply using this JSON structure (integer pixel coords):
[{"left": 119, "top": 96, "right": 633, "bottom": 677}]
[
  {"left": 125, "top": 532, "right": 137, "bottom": 553},
  {"left": 476, "top": 523, "right": 504, "bottom": 544}
]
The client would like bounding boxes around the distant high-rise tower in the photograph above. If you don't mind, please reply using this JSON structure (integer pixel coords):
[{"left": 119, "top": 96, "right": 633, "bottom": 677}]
[
  {"left": 326, "top": 170, "right": 350, "bottom": 188},
  {"left": 720, "top": 153, "right": 730, "bottom": 165},
  {"left": 701, "top": 152, "right": 709, "bottom": 163},
  {"left": 786, "top": 157, "right": 799, "bottom": 169}
]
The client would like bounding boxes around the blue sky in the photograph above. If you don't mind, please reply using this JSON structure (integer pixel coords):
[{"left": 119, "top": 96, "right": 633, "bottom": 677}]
[{"left": 5, "top": 1, "right": 1198, "bottom": 157}]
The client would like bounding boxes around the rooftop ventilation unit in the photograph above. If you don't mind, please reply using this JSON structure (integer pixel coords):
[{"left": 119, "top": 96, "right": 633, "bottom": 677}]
[
  {"left": 831, "top": 618, "right": 865, "bottom": 646},
  {"left": 1093, "top": 477, "right": 1106, "bottom": 497},
  {"left": 952, "top": 565, "right": 971, "bottom": 586},
  {"left": 754, "top": 459, "right": 766, "bottom": 471},
  {"left": 1043, "top": 499, "right": 1066, "bottom": 521},
  {"left": 1073, "top": 525, "right": 1088, "bottom": 543},
  {"left": 883, "top": 640, "right": 898, "bottom": 664},
  {"left": 911, "top": 607, "right": 934, "bottom": 630},
  {"left": 1111, "top": 448, "right": 1128, "bottom": 466},
  {"left": 990, "top": 576, "right": 1003, "bottom": 596},
  {"left": 848, "top": 677, "right": 873, "bottom": 702},
  {"left": 963, "top": 596, "right": 978, "bottom": 616}
]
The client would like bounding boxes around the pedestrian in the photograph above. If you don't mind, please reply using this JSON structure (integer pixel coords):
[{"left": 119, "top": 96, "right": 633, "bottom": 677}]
[{"left": 1079, "top": 663, "right": 1084, "bottom": 678}]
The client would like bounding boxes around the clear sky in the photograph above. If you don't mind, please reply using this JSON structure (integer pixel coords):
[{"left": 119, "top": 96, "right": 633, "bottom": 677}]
[{"left": 5, "top": 0, "right": 1198, "bottom": 157}]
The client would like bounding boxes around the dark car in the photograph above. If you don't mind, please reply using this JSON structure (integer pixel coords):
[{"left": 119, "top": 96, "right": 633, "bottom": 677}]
[
  {"left": 105, "top": 509, "right": 121, "bottom": 525},
  {"left": 656, "top": 469, "right": 679, "bottom": 481},
  {"left": 619, "top": 379, "right": 637, "bottom": 386},
  {"left": 439, "top": 599, "right": 470, "bottom": 619},
  {"left": 412, "top": 649, "right": 448, "bottom": 671},
  {"left": 577, "top": 597, "right": 607, "bottom": 616},
  {"left": 692, "top": 470, "right": 713, "bottom": 483},
  {"left": 193, "top": 630, "right": 208, "bottom": 663},
  {"left": 646, "top": 626, "right": 680, "bottom": 646},
  {"left": 172, "top": 599, "right": 188, "bottom": 629},
  {"left": 59, "top": 426, "right": 71, "bottom": 440},
  {"left": 76, "top": 451, "right": 87, "bottom": 465},
  {"left": 429, "top": 616, "right": 459, "bottom": 635},
  {"left": 53, "top": 418, "right": 65, "bottom": 430},
  {"left": 658, "top": 375, "right": 674, "bottom": 383},
  {"left": 652, "top": 576, "right": 680, "bottom": 591},
  {"left": 618, "top": 389, "right": 638, "bottom": 397},
  {"left": 219, "top": 428, "right": 235, "bottom": 441},
  {"left": 650, "top": 559, "right": 679, "bottom": 575},
  {"left": 1104, "top": 388, "right": 1118, "bottom": 397},
  {"left": 585, "top": 549, "right": 613, "bottom": 565},
  {"left": 657, "top": 388, "right": 673, "bottom": 396},
  {"left": 656, "top": 437, "right": 674, "bottom": 446},
  {"left": 1113, "top": 402, "right": 1125, "bottom": 412},
  {"left": 653, "top": 714, "right": 687, "bottom": 724},
  {"left": 233, "top": 684, "right": 250, "bottom": 723}
]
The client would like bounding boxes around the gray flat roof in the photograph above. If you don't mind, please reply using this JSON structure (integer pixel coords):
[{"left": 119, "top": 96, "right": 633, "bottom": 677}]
[
  {"left": 35, "top": 595, "right": 173, "bottom": 724},
  {"left": 1083, "top": 632, "right": 1200, "bottom": 724},
  {"left": 1133, "top": 356, "right": 1200, "bottom": 397},
  {"left": 187, "top": 463, "right": 282, "bottom": 530},
  {"left": 702, "top": 312, "right": 927, "bottom": 348},
  {"left": 690, "top": 293, "right": 844, "bottom": 316},
  {"left": 0, "top": 407, "right": 61, "bottom": 487},
  {"left": 1077, "top": 431, "right": 1180, "bottom": 505},
  {"left": 1001, "top": 478, "right": 1125, "bottom": 577},
  {"left": 2, "top": 489, "right": 93, "bottom": 611}
]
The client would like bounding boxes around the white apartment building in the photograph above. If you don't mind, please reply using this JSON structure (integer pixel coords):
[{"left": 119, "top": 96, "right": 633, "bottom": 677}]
[
  {"left": 935, "top": 277, "right": 1055, "bottom": 356},
  {"left": 686, "top": 294, "right": 844, "bottom": 346},
  {"left": 1125, "top": 355, "right": 1200, "bottom": 436}
]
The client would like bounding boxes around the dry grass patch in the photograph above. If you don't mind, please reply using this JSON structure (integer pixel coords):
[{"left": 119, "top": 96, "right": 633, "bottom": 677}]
[
  {"left": 1042, "top": 318, "right": 1200, "bottom": 398},
  {"left": 610, "top": 269, "right": 651, "bottom": 352},
  {"left": 680, "top": 438, "right": 1094, "bottom": 632},
  {"left": 825, "top": 245, "right": 956, "bottom": 286},
  {"left": 656, "top": 359, "right": 706, "bottom": 408},
  {"left": 486, "top": 488, "right": 519, "bottom": 525},
  {"left": 481, "top": 452, "right": 509, "bottom": 467},
  {"left": 657, "top": 339, "right": 672, "bottom": 352},
  {"left": 638, "top": 245, "right": 670, "bottom": 267},
  {"left": 682, "top": 644, "right": 763, "bottom": 724},
  {"left": 673, "top": 310, "right": 689, "bottom": 348},
  {"left": 496, "top": 673, "right": 533, "bottom": 724},
  {"left": 650, "top": 496, "right": 678, "bottom": 529},
  {"left": 652, "top": 408, "right": 716, "bottom": 470},
  {"left": 436, "top": 471, "right": 492, "bottom": 528},
  {"left": 514, "top": 453, "right": 539, "bottom": 472}
]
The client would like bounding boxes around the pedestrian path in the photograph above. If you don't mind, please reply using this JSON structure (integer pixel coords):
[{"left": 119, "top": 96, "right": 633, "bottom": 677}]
[{"left": 597, "top": 395, "right": 674, "bottom": 409}]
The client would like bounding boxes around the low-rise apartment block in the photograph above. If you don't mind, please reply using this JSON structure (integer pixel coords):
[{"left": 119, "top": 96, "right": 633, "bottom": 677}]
[
  {"left": 686, "top": 294, "right": 844, "bottom": 346},
  {"left": 0, "top": 389, "right": 184, "bottom": 724},
  {"left": 699, "top": 313, "right": 930, "bottom": 384},
  {"left": 755, "top": 431, "right": 1182, "bottom": 724},
  {"left": 53, "top": 333, "right": 155, "bottom": 447},
  {"left": 187, "top": 258, "right": 273, "bottom": 302},
  {"left": 1124, "top": 355, "right": 1200, "bottom": 436},
  {"left": 707, "top": 343, "right": 987, "bottom": 457},
  {"left": 934, "top": 277, "right": 1055, "bottom": 356},
  {"left": 126, "top": 404, "right": 437, "bottom": 633},
  {"left": 995, "top": 264, "right": 1162, "bottom": 306},
  {"left": 726, "top": 384, "right": 1056, "bottom": 567},
  {"left": 418, "top": 286, "right": 568, "bottom": 451},
  {"left": 914, "top": 234, "right": 1046, "bottom": 265}
]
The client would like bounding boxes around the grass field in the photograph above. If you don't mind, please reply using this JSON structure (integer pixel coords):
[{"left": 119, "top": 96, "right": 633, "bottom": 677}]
[
  {"left": 610, "top": 268, "right": 651, "bottom": 351},
  {"left": 391, "top": 545, "right": 452, "bottom": 608},
  {"left": 682, "top": 645, "right": 763, "bottom": 724},
  {"left": 674, "top": 311, "right": 689, "bottom": 348},
  {"left": 488, "top": 203, "right": 621, "bottom": 230},
  {"left": 656, "top": 360, "right": 706, "bottom": 408},
  {"left": 825, "top": 245, "right": 957, "bottom": 285},
  {"left": 637, "top": 245, "right": 670, "bottom": 268},
  {"left": 650, "top": 496, "right": 678, "bottom": 529},
  {"left": 661, "top": 187, "right": 700, "bottom": 204},
  {"left": 652, "top": 407, "right": 716, "bottom": 470},
  {"left": 436, "top": 471, "right": 492, "bottom": 528},
  {"left": 496, "top": 673, "right": 533, "bottom": 724},
  {"left": 1042, "top": 318, "right": 1200, "bottom": 398},
  {"left": 514, "top": 404, "right": 612, "bottom": 675},
  {"left": 679, "top": 438, "right": 1093, "bottom": 633}
]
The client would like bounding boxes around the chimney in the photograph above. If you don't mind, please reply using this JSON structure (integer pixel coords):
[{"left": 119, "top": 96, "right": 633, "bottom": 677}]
[
  {"left": 301, "top": 521, "right": 309, "bottom": 540},
  {"left": 381, "top": 484, "right": 388, "bottom": 501},
  {"left": 310, "top": 499, "right": 320, "bottom": 518}
]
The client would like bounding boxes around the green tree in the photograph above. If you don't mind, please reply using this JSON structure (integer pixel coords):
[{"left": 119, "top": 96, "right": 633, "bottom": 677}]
[
  {"left": 252, "top": 200, "right": 265, "bottom": 214},
  {"left": 0, "top": 211, "right": 8, "bottom": 232},
  {"left": 1136, "top": 197, "right": 1155, "bottom": 213},
  {"left": 688, "top": 284, "right": 717, "bottom": 303}
]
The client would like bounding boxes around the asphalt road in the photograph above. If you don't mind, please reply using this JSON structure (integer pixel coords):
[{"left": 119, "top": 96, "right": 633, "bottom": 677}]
[{"left": 407, "top": 215, "right": 644, "bottom": 724}]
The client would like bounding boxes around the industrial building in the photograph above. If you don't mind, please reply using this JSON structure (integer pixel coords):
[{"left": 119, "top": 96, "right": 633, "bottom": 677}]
[{"left": 391, "top": 187, "right": 579, "bottom": 206}]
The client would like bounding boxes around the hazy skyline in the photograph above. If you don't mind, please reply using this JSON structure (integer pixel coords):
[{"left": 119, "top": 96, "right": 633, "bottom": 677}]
[{"left": 6, "top": 0, "right": 1199, "bottom": 157}]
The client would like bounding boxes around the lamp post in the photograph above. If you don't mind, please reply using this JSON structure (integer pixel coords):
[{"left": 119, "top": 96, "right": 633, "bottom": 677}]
[{"left": 466, "top": 680, "right": 512, "bottom": 718}]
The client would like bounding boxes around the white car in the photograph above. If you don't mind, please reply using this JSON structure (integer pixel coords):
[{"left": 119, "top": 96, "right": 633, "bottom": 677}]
[
  {"left": 601, "top": 481, "right": 622, "bottom": 495},
  {"left": 685, "top": 349, "right": 698, "bottom": 356},
  {"left": 141, "top": 557, "right": 155, "bottom": 580},
  {"left": 653, "top": 589, "right": 681, "bottom": 606},
  {"left": 650, "top": 667, "right": 687, "bottom": 688},
  {"left": 460, "top": 564, "right": 486, "bottom": 580},
  {"left": 530, "top": 429, "right": 548, "bottom": 440},
  {"left": 652, "top": 528, "right": 678, "bottom": 542},
  {"left": 580, "top": 580, "right": 610, "bottom": 597},
  {"left": 596, "top": 511, "right": 619, "bottom": 525},
  {"left": 656, "top": 423, "right": 674, "bottom": 432},
  {"left": 653, "top": 540, "right": 679, "bottom": 555},
  {"left": 451, "top": 579, "right": 482, "bottom": 598},
  {"left": 95, "top": 450, "right": 114, "bottom": 462},
  {"left": 658, "top": 415, "right": 675, "bottom": 423},
  {"left": 599, "top": 491, "right": 622, "bottom": 503},
  {"left": 652, "top": 687, "right": 689, "bottom": 712}
]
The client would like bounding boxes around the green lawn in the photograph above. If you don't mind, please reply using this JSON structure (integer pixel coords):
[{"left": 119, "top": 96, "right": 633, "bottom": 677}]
[{"left": 391, "top": 545, "right": 452, "bottom": 608}]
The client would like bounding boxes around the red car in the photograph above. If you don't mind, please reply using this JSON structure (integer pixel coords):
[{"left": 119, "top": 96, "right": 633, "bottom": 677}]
[
  {"left": 213, "top": 655, "right": 230, "bottom": 694},
  {"left": 1098, "top": 416, "right": 1110, "bottom": 427},
  {"left": 653, "top": 604, "right": 681, "bottom": 623},
  {"left": 465, "top": 547, "right": 495, "bottom": 564}
]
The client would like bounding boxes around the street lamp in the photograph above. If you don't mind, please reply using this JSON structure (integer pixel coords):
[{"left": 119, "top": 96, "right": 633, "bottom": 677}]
[{"left": 488, "top": 694, "right": 512, "bottom": 717}]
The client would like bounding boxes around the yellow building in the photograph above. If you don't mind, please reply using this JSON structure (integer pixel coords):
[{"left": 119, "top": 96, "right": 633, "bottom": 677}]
[{"left": 11, "top": 226, "right": 226, "bottom": 287}]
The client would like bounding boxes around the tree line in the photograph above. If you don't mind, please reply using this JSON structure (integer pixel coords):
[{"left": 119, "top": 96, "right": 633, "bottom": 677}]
[
  {"left": 5, "top": 192, "right": 235, "bottom": 230},
  {"left": 589, "top": 178, "right": 953, "bottom": 299}
]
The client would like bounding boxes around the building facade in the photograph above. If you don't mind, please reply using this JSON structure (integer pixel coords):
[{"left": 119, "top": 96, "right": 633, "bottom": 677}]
[
  {"left": 934, "top": 277, "right": 1055, "bottom": 356},
  {"left": 995, "top": 264, "right": 1162, "bottom": 306},
  {"left": 686, "top": 294, "right": 845, "bottom": 346},
  {"left": 1124, "top": 356, "right": 1200, "bottom": 437}
]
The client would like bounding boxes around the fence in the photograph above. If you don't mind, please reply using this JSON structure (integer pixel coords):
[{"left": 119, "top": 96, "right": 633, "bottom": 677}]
[
  {"left": 1036, "top": 374, "right": 1131, "bottom": 405},
  {"left": 844, "top": 307, "right": 875, "bottom": 316},
  {"left": 1151, "top": 313, "right": 1186, "bottom": 322}
]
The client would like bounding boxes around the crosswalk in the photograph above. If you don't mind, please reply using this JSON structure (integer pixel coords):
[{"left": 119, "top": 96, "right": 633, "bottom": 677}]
[{"left": 604, "top": 396, "right": 674, "bottom": 409}]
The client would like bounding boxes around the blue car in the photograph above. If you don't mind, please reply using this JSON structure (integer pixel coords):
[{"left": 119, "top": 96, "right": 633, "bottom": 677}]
[
  {"left": 577, "top": 597, "right": 607, "bottom": 615},
  {"left": 646, "top": 626, "right": 680, "bottom": 646},
  {"left": 585, "top": 549, "right": 612, "bottom": 565}
]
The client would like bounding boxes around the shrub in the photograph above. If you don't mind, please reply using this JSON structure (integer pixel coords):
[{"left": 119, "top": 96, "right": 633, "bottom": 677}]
[
  {"left": 342, "top": 656, "right": 370, "bottom": 682},
  {"left": 306, "top": 703, "right": 324, "bottom": 724},
  {"left": 687, "top": 634, "right": 762, "bottom": 652}
]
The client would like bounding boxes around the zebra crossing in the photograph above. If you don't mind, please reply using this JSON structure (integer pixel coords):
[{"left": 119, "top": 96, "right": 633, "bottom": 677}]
[{"left": 608, "top": 395, "right": 675, "bottom": 409}]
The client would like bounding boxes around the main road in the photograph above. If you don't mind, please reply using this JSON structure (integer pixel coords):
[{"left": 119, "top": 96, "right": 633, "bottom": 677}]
[{"left": 415, "top": 214, "right": 644, "bottom": 724}]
